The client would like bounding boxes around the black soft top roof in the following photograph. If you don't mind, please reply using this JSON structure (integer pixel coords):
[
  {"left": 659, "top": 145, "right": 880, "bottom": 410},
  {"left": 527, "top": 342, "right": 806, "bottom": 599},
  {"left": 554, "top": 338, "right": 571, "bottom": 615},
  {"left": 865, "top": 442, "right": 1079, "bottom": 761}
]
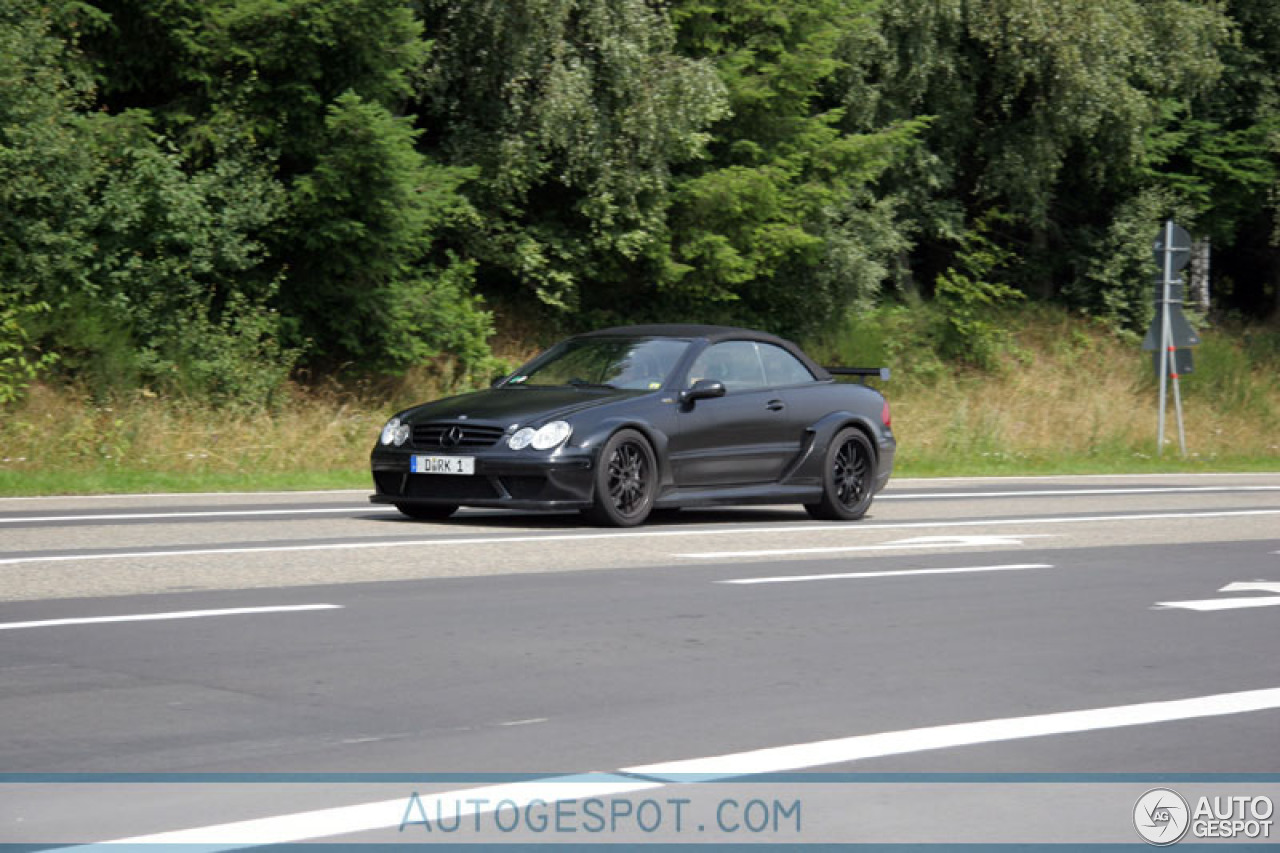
[{"left": 575, "top": 324, "right": 831, "bottom": 380}]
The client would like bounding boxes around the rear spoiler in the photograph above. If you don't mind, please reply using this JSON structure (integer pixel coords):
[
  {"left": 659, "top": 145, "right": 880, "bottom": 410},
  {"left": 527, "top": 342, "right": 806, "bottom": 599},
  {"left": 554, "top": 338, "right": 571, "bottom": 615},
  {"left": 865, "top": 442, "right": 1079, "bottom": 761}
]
[{"left": 826, "top": 366, "right": 891, "bottom": 384}]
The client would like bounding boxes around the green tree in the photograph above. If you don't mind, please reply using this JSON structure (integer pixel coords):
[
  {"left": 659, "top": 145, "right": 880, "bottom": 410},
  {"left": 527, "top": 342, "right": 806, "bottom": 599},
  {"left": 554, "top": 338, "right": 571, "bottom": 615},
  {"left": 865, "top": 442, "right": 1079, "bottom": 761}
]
[
  {"left": 1176, "top": 0, "right": 1280, "bottom": 318},
  {"left": 287, "top": 93, "right": 491, "bottom": 373},
  {"left": 663, "top": 0, "right": 926, "bottom": 337},
  {"left": 76, "top": 0, "right": 493, "bottom": 374},
  {"left": 841, "top": 0, "right": 1234, "bottom": 313},
  {"left": 74, "top": 112, "right": 289, "bottom": 397},
  {"left": 416, "top": 0, "right": 727, "bottom": 321},
  {"left": 80, "top": 0, "right": 428, "bottom": 167},
  {"left": 0, "top": 0, "right": 99, "bottom": 318},
  {"left": 932, "top": 211, "right": 1024, "bottom": 369},
  {"left": 1, "top": 1, "right": 295, "bottom": 402}
]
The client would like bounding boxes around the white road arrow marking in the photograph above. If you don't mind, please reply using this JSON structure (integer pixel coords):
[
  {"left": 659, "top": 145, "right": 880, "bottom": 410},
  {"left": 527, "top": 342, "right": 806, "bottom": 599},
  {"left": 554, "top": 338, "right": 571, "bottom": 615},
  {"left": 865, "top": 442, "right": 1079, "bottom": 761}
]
[
  {"left": 1156, "top": 581, "right": 1280, "bottom": 611},
  {"left": 1220, "top": 581, "right": 1280, "bottom": 595},
  {"left": 680, "top": 534, "right": 1051, "bottom": 560},
  {"left": 719, "top": 563, "right": 1052, "bottom": 585}
]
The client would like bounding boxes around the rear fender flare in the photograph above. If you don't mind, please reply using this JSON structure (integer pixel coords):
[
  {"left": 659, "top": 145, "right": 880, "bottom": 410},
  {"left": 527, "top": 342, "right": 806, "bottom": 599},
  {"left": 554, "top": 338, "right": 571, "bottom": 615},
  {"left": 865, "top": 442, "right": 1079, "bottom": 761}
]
[{"left": 790, "top": 412, "right": 880, "bottom": 482}]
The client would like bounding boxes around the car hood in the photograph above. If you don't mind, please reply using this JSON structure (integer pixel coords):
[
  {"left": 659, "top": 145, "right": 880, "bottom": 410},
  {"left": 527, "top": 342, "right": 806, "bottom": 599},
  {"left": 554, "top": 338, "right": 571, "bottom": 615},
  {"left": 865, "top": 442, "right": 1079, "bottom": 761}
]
[{"left": 401, "top": 386, "right": 646, "bottom": 427}]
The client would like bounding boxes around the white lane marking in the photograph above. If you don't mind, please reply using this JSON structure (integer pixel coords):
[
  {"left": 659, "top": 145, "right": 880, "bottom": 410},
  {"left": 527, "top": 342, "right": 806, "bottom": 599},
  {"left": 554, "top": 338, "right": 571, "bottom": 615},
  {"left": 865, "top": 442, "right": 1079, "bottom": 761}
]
[
  {"left": 51, "top": 686, "right": 1280, "bottom": 850},
  {"left": 498, "top": 717, "right": 549, "bottom": 727},
  {"left": 719, "top": 563, "right": 1051, "bottom": 585},
  {"left": 0, "top": 507, "right": 382, "bottom": 524},
  {"left": 0, "top": 604, "right": 342, "bottom": 631},
  {"left": 0, "top": 489, "right": 369, "bottom": 503},
  {"left": 5, "top": 472, "right": 1274, "bottom": 503},
  {"left": 1156, "top": 581, "right": 1280, "bottom": 611},
  {"left": 5, "top": 485, "right": 1276, "bottom": 523},
  {"left": 880, "top": 486, "right": 1280, "bottom": 500},
  {"left": 683, "top": 534, "right": 1048, "bottom": 560},
  {"left": 624, "top": 686, "right": 1280, "bottom": 779},
  {"left": 3, "top": 508, "right": 1279, "bottom": 568},
  {"left": 893, "top": 472, "right": 1280, "bottom": 484},
  {"left": 1222, "top": 581, "right": 1280, "bottom": 594},
  {"left": 57, "top": 775, "right": 662, "bottom": 848},
  {"left": 1159, "top": 597, "right": 1280, "bottom": 611}
]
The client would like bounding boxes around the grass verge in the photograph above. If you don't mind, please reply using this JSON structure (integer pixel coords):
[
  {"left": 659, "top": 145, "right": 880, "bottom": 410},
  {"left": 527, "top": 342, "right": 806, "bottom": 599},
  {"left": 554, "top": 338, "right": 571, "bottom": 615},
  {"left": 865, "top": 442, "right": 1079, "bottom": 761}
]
[{"left": 1, "top": 306, "right": 1277, "bottom": 497}]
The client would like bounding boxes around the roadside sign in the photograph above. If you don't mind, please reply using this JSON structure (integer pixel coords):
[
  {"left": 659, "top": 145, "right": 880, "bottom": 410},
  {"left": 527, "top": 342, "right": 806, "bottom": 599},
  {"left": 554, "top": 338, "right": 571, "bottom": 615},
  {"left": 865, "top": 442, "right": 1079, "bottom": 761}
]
[
  {"left": 1151, "top": 348, "right": 1194, "bottom": 377},
  {"left": 1150, "top": 220, "right": 1195, "bottom": 457},
  {"left": 1142, "top": 306, "right": 1201, "bottom": 351},
  {"left": 1152, "top": 223, "right": 1192, "bottom": 272}
]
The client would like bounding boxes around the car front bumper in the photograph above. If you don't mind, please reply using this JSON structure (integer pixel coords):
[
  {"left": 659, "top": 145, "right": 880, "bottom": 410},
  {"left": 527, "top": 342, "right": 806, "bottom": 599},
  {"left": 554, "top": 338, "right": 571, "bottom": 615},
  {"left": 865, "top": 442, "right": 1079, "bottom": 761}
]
[{"left": 370, "top": 446, "right": 597, "bottom": 510}]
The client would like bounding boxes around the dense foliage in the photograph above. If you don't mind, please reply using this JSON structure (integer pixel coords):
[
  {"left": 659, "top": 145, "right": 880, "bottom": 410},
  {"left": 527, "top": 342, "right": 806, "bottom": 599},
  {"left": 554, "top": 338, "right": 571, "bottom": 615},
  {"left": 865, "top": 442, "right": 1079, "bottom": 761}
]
[{"left": 1, "top": 0, "right": 1276, "bottom": 404}]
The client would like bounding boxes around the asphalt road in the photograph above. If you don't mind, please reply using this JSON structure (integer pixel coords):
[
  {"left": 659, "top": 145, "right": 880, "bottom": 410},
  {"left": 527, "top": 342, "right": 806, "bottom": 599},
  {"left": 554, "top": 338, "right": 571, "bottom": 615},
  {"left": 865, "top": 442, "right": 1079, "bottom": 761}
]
[{"left": 2, "top": 473, "right": 1279, "bottom": 846}]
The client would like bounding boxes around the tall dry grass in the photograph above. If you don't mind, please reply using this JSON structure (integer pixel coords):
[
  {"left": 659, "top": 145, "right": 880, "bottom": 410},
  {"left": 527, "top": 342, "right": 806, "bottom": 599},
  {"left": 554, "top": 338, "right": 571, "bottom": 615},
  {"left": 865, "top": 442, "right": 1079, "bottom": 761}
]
[
  {"left": 885, "top": 310, "right": 1280, "bottom": 473},
  {"left": 1, "top": 307, "right": 1277, "bottom": 495},
  {"left": 0, "top": 382, "right": 383, "bottom": 486}
]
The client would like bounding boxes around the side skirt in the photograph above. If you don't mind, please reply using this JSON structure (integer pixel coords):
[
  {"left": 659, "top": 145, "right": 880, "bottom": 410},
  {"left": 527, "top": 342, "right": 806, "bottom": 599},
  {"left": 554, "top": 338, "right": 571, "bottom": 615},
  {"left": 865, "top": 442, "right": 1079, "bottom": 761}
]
[{"left": 653, "top": 483, "right": 822, "bottom": 510}]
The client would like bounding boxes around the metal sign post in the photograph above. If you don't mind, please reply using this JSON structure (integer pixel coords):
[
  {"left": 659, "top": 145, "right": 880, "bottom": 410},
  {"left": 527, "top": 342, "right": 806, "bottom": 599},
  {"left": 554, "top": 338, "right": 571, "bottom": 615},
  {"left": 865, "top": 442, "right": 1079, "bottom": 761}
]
[
  {"left": 1144, "top": 221, "right": 1195, "bottom": 457},
  {"left": 1158, "top": 223, "right": 1185, "bottom": 456}
]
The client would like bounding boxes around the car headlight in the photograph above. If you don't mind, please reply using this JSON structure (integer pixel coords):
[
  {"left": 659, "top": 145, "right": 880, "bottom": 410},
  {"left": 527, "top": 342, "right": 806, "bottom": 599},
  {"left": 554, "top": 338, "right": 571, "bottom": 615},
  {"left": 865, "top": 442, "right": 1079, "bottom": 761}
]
[
  {"left": 508, "top": 427, "right": 536, "bottom": 450},
  {"left": 531, "top": 420, "right": 572, "bottom": 450},
  {"left": 508, "top": 421, "right": 572, "bottom": 450},
  {"left": 380, "top": 417, "right": 410, "bottom": 446}
]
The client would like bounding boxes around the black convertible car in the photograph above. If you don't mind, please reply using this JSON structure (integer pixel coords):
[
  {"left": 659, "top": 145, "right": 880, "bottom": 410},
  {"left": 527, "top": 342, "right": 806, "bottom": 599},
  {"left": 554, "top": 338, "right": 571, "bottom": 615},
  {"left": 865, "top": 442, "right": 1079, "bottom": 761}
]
[{"left": 371, "top": 324, "right": 894, "bottom": 526}]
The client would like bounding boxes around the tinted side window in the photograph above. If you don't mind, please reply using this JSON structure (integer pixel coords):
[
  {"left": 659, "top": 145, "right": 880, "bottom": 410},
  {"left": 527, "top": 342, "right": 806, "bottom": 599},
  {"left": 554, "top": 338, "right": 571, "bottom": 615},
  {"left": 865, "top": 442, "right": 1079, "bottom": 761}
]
[
  {"left": 758, "top": 343, "right": 815, "bottom": 386},
  {"left": 687, "top": 341, "right": 767, "bottom": 392}
]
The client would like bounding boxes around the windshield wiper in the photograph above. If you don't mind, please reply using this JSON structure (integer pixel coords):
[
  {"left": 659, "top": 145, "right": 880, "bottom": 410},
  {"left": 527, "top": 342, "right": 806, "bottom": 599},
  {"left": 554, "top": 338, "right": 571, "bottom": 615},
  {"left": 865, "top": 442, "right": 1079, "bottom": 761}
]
[{"left": 566, "top": 378, "right": 617, "bottom": 389}]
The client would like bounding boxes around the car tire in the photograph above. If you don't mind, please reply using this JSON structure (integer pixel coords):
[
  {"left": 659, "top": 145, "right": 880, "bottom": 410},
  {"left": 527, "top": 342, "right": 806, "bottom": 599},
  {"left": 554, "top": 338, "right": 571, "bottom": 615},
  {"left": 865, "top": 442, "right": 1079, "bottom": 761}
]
[
  {"left": 395, "top": 503, "right": 458, "bottom": 521},
  {"left": 584, "top": 429, "right": 657, "bottom": 527},
  {"left": 805, "top": 427, "right": 875, "bottom": 521}
]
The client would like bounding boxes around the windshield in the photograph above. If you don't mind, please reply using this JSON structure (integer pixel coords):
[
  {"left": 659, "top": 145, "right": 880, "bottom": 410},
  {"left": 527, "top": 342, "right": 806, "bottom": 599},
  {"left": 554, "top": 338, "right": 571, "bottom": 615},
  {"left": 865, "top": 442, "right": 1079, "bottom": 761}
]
[{"left": 508, "top": 337, "right": 690, "bottom": 390}]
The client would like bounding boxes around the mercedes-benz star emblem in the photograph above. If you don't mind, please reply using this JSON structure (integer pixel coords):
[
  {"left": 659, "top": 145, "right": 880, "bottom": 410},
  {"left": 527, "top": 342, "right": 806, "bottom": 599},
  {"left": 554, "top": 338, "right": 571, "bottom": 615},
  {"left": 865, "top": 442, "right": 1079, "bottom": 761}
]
[{"left": 440, "top": 426, "right": 466, "bottom": 448}]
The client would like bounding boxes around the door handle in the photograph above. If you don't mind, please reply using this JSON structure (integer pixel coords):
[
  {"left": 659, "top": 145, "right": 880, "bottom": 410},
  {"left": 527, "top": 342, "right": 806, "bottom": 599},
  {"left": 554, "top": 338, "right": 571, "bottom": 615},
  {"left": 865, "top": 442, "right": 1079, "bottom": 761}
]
[{"left": 766, "top": 400, "right": 785, "bottom": 412}]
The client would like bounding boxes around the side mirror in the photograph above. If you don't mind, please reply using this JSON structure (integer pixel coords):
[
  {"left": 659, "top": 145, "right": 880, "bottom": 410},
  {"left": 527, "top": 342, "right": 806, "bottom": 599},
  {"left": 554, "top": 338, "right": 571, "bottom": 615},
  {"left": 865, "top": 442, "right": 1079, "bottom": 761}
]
[{"left": 679, "top": 379, "right": 726, "bottom": 406}]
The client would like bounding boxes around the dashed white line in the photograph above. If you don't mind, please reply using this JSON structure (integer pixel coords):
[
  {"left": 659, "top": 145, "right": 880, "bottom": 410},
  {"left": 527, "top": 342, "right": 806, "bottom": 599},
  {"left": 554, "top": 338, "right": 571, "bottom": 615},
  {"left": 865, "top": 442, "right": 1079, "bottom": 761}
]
[
  {"left": 0, "top": 604, "right": 342, "bottom": 631},
  {"left": 719, "top": 563, "right": 1052, "bottom": 585}
]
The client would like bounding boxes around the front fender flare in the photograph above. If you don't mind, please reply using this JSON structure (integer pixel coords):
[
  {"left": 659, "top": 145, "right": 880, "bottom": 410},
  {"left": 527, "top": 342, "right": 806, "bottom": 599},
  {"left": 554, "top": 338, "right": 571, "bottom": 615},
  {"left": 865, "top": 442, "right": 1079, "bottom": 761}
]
[{"left": 573, "top": 418, "right": 676, "bottom": 495}]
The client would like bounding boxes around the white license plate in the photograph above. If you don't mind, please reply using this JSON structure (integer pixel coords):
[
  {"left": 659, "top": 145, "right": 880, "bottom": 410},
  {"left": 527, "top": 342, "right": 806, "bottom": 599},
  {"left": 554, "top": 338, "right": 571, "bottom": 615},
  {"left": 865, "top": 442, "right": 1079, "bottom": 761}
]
[{"left": 411, "top": 455, "right": 475, "bottom": 475}]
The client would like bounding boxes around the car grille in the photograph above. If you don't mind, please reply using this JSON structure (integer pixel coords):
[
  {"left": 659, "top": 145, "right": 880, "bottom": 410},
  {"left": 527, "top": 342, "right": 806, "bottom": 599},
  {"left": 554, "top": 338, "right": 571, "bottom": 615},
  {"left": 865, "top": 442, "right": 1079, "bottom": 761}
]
[{"left": 411, "top": 423, "right": 506, "bottom": 449}]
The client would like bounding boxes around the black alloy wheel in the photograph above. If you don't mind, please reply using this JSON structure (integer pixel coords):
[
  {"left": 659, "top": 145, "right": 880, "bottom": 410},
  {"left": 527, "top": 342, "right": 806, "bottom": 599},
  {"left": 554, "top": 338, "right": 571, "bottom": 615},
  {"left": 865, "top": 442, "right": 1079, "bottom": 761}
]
[
  {"left": 585, "top": 429, "right": 657, "bottom": 527},
  {"left": 805, "top": 427, "right": 875, "bottom": 521}
]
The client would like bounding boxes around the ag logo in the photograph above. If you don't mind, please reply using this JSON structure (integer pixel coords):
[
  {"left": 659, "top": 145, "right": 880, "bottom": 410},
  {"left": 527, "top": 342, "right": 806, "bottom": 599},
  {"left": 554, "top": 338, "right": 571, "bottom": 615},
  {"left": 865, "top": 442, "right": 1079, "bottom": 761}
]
[{"left": 1135, "top": 788, "right": 1190, "bottom": 845}]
